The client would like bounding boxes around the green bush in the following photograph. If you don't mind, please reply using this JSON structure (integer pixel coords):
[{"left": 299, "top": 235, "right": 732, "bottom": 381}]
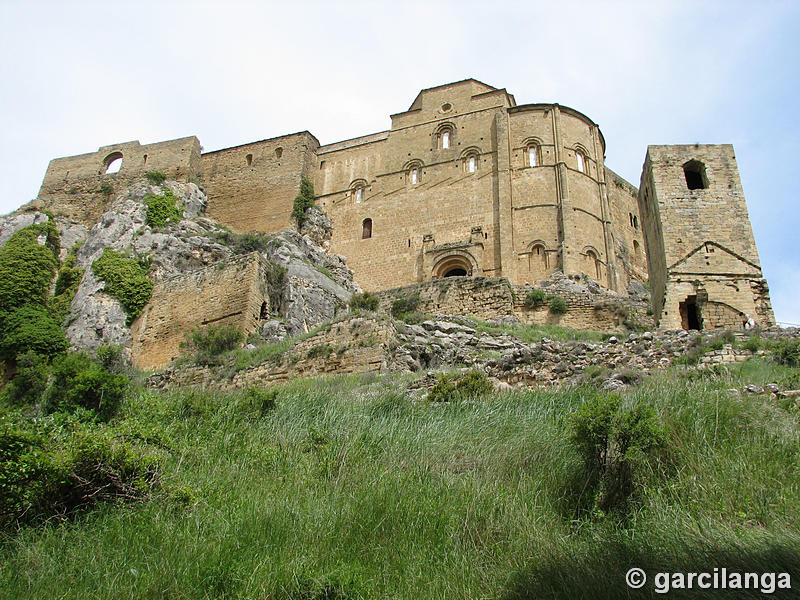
[
  {"left": 43, "top": 352, "right": 129, "bottom": 418},
  {"left": 99, "top": 181, "right": 114, "bottom": 196},
  {"left": 144, "top": 171, "right": 167, "bottom": 185},
  {"left": 391, "top": 293, "right": 420, "bottom": 318},
  {"left": 0, "top": 351, "right": 50, "bottom": 406},
  {"left": 243, "top": 387, "right": 278, "bottom": 417},
  {"left": 212, "top": 230, "right": 273, "bottom": 255},
  {"left": 548, "top": 295, "right": 567, "bottom": 314},
  {"left": 91, "top": 249, "right": 153, "bottom": 325},
  {"left": 183, "top": 324, "right": 243, "bottom": 364},
  {"left": 568, "top": 394, "right": 665, "bottom": 514},
  {"left": 0, "top": 306, "right": 68, "bottom": 363},
  {"left": 0, "top": 223, "right": 59, "bottom": 312},
  {"left": 292, "top": 176, "right": 317, "bottom": 229},
  {"left": 349, "top": 292, "right": 379, "bottom": 312},
  {"left": 774, "top": 339, "right": 800, "bottom": 367},
  {"left": 0, "top": 421, "right": 159, "bottom": 529},
  {"left": 524, "top": 288, "right": 546, "bottom": 307},
  {"left": 144, "top": 189, "right": 183, "bottom": 228},
  {"left": 428, "top": 370, "right": 494, "bottom": 403}
]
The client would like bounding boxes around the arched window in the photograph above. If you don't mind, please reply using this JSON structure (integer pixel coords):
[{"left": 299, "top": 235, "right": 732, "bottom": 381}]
[
  {"left": 362, "top": 218, "right": 372, "bottom": 239},
  {"left": 351, "top": 180, "right": 367, "bottom": 203},
  {"left": 246, "top": 153, "right": 253, "bottom": 166},
  {"left": 103, "top": 152, "right": 123, "bottom": 174},
  {"left": 633, "top": 240, "right": 641, "bottom": 259},
  {"left": 586, "top": 249, "right": 601, "bottom": 280},
  {"left": 683, "top": 159, "right": 708, "bottom": 190},
  {"left": 406, "top": 160, "right": 423, "bottom": 185},
  {"left": 576, "top": 150, "right": 585, "bottom": 173},
  {"left": 442, "top": 130, "right": 450, "bottom": 149},
  {"left": 528, "top": 242, "right": 549, "bottom": 277},
  {"left": 528, "top": 144, "right": 539, "bottom": 167}
]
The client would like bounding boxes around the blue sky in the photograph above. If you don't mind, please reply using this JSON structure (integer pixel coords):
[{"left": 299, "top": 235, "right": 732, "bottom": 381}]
[{"left": 1, "top": 0, "right": 798, "bottom": 324}]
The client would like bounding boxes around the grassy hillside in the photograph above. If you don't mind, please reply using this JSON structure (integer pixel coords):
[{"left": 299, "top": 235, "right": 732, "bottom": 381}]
[{"left": 1, "top": 358, "right": 799, "bottom": 599}]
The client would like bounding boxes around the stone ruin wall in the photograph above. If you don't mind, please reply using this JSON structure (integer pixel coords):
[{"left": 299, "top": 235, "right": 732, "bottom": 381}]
[
  {"left": 639, "top": 144, "right": 774, "bottom": 329},
  {"left": 130, "top": 252, "right": 268, "bottom": 370},
  {"left": 375, "top": 276, "right": 652, "bottom": 333},
  {"left": 36, "top": 137, "right": 202, "bottom": 226}
]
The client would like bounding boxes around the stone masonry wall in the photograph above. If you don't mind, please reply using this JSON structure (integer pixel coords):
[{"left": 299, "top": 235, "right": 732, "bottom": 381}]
[
  {"left": 202, "top": 131, "right": 319, "bottom": 234},
  {"left": 130, "top": 252, "right": 268, "bottom": 370},
  {"left": 639, "top": 144, "right": 774, "bottom": 329},
  {"left": 36, "top": 137, "right": 202, "bottom": 226},
  {"left": 375, "top": 276, "right": 650, "bottom": 333}
]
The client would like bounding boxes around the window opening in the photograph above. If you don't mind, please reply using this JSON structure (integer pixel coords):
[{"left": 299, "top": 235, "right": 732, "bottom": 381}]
[
  {"left": 355, "top": 187, "right": 363, "bottom": 203},
  {"left": 528, "top": 145, "right": 538, "bottom": 167},
  {"left": 104, "top": 152, "right": 123, "bottom": 174},
  {"left": 411, "top": 168, "right": 418, "bottom": 184},
  {"left": 275, "top": 147, "right": 283, "bottom": 159},
  {"left": 576, "top": 150, "right": 585, "bottom": 173},
  {"left": 683, "top": 160, "right": 708, "bottom": 190},
  {"left": 468, "top": 155, "right": 476, "bottom": 173},
  {"left": 444, "top": 268, "right": 467, "bottom": 277},
  {"left": 362, "top": 218, "right": 372, "bottom": 239},
  {"left": 246, "top": 153, "right": 253, "bottom": 166},
  {"left": 442, "top": 130, "right": 450, "bottom": 149}
]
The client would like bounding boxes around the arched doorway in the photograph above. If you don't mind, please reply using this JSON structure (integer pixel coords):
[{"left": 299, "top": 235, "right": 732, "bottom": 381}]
[{"left": 432, "top": 254, "right": 475, "bottom": 279}]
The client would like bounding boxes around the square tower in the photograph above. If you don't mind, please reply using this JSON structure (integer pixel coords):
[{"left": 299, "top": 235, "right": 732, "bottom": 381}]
[{"left": 638, "top": 144, "right": 774, "bottom": 329}]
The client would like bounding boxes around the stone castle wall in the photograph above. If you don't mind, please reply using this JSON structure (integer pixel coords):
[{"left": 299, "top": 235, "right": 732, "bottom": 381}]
[
  {"left": 37, "top": 137, "right": 202, "bottom": 226},
  {"left": 130, "top": 252, "right": 268, "bottom": 370},
  {"left": 202, "top": 131, "right": 319, "bottom": 234},
  {"left": 27, "top": 80, "right": 775, "bottom": 332}
]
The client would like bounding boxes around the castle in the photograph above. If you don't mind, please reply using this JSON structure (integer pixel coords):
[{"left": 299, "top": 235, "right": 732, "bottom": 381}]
[{"left": 34, "top": 79, "right": 774, "bottom": 331}]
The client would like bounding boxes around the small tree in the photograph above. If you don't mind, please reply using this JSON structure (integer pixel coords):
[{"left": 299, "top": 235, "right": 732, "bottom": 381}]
[
  {"left": 548, "top": 295, "right": 567, "bottom": 314},
  {"left": 569, "top": 394, "right": 665, "bottom": 514}
]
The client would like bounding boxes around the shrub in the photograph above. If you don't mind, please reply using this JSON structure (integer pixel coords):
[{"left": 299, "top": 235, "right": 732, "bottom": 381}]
[
  {"left": 774, "top": 339, "right": 800, "bottom": 367},
  {"left": 349, "top": 292, "right": 379, "bottom": 312},
  {"left": 43, "top": 352, "right": 129, "bottom": 418},
  {"left": 91, "top": 249, "right": 153, "bottom": 325},
  {"left": 524, "top": 288, "right": 546, "bottom": 307},
  {"left": 0, "top": 351, "right": 50, "bottom": 406},
  {"left": 244, "top": 387, "right": 278, "bottom": 416},
  {"left": 99, "top": 181, "right": 114, "bottom": 196},
  {"left": 0, "top": 306, "right": 68, "bottom": 364},
  {"left": 292, "top": 177, "right": 316, "bottom": 229},
  {"left": 548, "top": 295, "right": 568, "bottom": 314},
  {"left": 0, "top": 224, "right": 59, "bottom": 311},
  {"left": 0, "top": 421, "right": 160, "bottom": 529},
  {"left": 144, "top": 171, "right": 167, "bottom": 185},
  {"left": 212, "top": 230, "right": 273, "bottom": 255},
  {"left": 182, "top": 324, "right": 243, "bottom": 364},
  {"left": 391, "top": 293, "right": 420, "bottom": 318},
  {"left": 568, "top": 394, "right": 665, "bottom": 514},
  {"left": 307, "top": 344, "right": 333, "bottom": 360},
  {"left": 428, "top": 370, "right": 493, "bottom": 403},
  {"left": 144, "top": 189, "right": 183, "bottom": 228}
]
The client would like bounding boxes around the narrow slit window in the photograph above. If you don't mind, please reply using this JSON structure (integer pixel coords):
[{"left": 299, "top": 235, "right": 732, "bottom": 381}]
[
  {"left": 528, "top": 146, "right": 538, "bottom": 167},
  {"left": 576, "top": 150, "right": 585, "bottom": 173},
  {"left": 246, "top": 153, "right": 253, "bottom": 166},
  {"left": 442, "top": 130, "right": 450, "bottom": 149},
  {"left": 411, "top": 168, "right": 418, "bottom": 185},
  {"left": 362, "top": 218, "right": 372, "bottom": 239},
  {"left": 355, "top": 187, "right": 363, "bottom": 203},
  {"left": 468, "top": 155, "right": 476, "bottom": 173}
]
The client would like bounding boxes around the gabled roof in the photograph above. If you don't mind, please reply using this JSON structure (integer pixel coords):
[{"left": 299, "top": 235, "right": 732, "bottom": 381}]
[
  {"left": 668, "top": 241, "right": 761, "bottom": 275},
  {"left": 407, "top": 79, "right": 498, "bottom": 111}
]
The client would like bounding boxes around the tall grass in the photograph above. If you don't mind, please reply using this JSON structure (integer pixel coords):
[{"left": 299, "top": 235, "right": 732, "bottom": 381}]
[{"left": 2, "top": 360, "right": 799, "bottom": 599}]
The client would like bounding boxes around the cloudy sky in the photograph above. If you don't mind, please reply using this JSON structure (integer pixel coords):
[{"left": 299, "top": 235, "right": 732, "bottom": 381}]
[{"left": 1, "top": 0, "right": 798, "bottom": 324}]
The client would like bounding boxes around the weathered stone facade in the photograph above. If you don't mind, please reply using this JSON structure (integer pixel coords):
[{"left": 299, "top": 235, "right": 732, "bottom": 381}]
[
  {"left": 639, "top": 145, "right": 774, "bottom": 329},
  {"left": 30, "top": 79, "right": 774, "bottom": 331}
]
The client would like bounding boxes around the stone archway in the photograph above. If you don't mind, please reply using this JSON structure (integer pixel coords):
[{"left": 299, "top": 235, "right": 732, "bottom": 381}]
[{"left": 432, "top": 253, "right": 476, "bottom": 279}]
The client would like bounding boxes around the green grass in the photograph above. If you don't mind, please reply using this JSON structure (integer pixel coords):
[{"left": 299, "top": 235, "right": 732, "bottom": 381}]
[
  {"left": 467, "top": 316, "right": 609, "bottom": 344},
  {"left": 2, "top": 360, "right": 799, "bottom": 599}
]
